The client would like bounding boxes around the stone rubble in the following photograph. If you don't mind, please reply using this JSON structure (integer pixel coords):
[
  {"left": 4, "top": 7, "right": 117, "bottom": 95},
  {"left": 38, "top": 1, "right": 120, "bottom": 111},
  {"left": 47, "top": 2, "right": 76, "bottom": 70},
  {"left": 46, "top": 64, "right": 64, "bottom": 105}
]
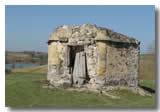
[{"left": 41, "top": 82, "right": 152, "bottom": 99}]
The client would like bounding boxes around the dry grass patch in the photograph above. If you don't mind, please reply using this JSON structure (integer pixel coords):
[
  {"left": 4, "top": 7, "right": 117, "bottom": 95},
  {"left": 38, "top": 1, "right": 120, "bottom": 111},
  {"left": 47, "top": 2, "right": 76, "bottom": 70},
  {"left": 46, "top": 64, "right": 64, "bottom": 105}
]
[
  {"left": 139, "top": 54, "right": 155, "bottom": 80},
  {"left": 12, "top": 65, "right": 48, "bottom": 73}
]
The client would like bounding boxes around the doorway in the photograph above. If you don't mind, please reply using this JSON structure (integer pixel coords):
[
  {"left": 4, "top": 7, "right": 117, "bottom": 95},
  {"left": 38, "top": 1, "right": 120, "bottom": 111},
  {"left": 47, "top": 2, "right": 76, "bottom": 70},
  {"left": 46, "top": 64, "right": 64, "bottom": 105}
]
[{"left": 68, "top": 45, "right": 88, "bottom": 85}]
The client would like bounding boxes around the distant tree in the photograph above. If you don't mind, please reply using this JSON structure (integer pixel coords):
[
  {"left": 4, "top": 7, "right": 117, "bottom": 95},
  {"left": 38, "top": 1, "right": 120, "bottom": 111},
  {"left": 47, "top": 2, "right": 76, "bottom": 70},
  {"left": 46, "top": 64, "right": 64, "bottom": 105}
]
[
  {"left": 30, "top": 58, "right": 37, "bottom": 63},
  {"left": 30, "top": 51, "right": 35, "bottom": 58},
  {"left": 39, "top": 55, "right": 48, "bottom": 65}
]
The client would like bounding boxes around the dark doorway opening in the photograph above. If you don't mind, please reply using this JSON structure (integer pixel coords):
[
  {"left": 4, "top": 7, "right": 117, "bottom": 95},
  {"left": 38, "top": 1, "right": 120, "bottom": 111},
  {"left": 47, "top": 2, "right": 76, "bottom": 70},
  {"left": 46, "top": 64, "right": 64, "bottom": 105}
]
[
  {"left": 68, "top": 45, "right": 89, "bottom": 85},
  {"left": 69, "top": 45, "right": 84, "bottom": 73}
]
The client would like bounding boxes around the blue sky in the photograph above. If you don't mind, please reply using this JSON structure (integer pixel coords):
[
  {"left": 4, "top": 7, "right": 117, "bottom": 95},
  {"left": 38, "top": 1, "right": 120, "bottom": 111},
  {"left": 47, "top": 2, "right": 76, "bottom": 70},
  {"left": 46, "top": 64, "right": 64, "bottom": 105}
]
[{"left": 5, "top": 5, "right": 155, "bottom": 53}]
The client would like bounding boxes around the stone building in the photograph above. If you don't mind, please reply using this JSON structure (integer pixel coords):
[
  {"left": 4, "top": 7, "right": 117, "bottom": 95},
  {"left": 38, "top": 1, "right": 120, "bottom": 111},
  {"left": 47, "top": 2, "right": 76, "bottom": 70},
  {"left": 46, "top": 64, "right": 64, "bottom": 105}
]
[{"left": 47, "top": 24, "right": 140, "bottom": 88}]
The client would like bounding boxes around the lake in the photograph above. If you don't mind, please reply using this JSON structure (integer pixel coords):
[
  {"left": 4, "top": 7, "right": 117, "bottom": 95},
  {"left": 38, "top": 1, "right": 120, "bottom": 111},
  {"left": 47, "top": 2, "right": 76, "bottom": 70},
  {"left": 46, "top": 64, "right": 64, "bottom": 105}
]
[{"left": 5, "top": 63, "right": 38, "bottom": 69}]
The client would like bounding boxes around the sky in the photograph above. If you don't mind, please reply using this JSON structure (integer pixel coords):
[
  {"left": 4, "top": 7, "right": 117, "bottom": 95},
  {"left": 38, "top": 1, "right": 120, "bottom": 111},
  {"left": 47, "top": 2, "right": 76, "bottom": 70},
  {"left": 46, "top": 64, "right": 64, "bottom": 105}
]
[{"left": 5, "top": 5, "right": 155, "bottom": 53}]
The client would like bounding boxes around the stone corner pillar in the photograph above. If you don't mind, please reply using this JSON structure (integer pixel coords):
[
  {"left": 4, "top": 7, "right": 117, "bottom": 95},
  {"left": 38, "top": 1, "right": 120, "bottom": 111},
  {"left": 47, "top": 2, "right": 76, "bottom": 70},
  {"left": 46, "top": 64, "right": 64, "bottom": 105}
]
[{"left": 96, "top": 41, "right": 107, "bottom": 76}]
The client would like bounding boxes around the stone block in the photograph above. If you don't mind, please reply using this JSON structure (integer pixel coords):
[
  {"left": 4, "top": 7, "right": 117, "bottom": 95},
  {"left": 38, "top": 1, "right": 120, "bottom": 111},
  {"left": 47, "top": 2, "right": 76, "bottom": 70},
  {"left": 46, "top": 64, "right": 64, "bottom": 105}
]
[{"left": 48, "top": 42, "right": 61, "bottom": 65}]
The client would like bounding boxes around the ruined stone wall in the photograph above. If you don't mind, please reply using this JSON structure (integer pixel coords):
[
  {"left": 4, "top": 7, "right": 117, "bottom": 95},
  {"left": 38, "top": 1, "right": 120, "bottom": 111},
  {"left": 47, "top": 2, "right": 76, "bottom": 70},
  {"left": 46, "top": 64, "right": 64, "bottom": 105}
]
[
  {"left": 48, "top": 40, "right": 139, "bottom": 87},
  {"left": 47, "top": 41, "right": 67, "bottom": 83},
  {"left": 105, "top": 42, "right": 139, "bottom": 86},
  {"left": 96, "top": 41, "right": 107, "bottom": 76},
  {"left": 85, "top": 43, "right": 98, "bottom": 79},
  {"left": 47, "top": 24, "right": 140, "bottom": 88},
  {"left": 48, "top": 41, "right": 98, "bottom": 85}
]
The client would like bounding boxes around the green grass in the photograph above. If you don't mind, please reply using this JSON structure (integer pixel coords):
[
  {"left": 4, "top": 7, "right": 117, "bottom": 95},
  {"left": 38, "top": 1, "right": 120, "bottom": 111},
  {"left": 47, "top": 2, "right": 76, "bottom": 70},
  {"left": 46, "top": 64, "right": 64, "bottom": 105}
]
[
  {"left": 5, "top": 72, "right": 155, "bottom": 107},
  {"left": 139, "top": 80, "right": 155, "bottom": 90}
]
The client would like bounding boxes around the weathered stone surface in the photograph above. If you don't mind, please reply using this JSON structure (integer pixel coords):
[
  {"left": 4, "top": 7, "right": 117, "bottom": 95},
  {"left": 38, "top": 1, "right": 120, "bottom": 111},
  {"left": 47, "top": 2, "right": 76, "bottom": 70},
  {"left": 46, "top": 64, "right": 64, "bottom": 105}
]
[
  {"left": 49, "top": 25, "right": 72, "bottom": 41},
  {"left": 48, "top": 42, "right": 60, "bottom": 65},
  {"left": 47, "top": 24, "right": 140, "bottom": 88},
  {"left": 85, "top": 44, "right": 97, "bottom": 79},
  {"left": 97, "top": 41, "right": 107, "bottom": 75},
  {"left": 94, "top": 76, "right": 106, "bottom": 86},
  {"left": 48, "top": 24, "right": 140, "bottom": 44},
  {"left": 64, "top": 46, "right": 70, "bottom": 67},
  {"left": 95, "top": 31, "right": 110, "bottom": 40}
]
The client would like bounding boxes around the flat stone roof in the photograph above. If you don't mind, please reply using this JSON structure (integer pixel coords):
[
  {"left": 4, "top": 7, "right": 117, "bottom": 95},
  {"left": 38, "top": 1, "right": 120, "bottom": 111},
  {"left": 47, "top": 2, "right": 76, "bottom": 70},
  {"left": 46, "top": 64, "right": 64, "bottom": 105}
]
[{"left": 48, "top": 24, "right": 140, "bottom": 44}]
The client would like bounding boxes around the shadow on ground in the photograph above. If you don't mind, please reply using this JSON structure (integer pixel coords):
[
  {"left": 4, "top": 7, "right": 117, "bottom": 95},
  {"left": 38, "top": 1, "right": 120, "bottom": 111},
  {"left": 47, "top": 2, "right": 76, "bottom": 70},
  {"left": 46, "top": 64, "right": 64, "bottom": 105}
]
[{"left": 138, "top": 84, "right": 155, "bottom": 93}]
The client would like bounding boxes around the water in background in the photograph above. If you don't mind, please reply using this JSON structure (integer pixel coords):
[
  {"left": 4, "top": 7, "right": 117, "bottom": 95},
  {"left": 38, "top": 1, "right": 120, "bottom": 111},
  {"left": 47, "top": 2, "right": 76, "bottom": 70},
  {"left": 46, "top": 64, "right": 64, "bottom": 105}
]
[{"left": 5, "top": 63, "right": 38, "bottom": 69}]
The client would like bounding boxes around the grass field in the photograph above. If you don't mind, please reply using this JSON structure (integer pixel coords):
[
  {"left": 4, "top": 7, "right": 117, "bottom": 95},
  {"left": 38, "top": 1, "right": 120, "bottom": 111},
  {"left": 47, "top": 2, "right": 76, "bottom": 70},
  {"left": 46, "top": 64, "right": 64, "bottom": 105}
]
[
  {"left": 5, "top": 72, "right": 155, "bottom": 107},
  {"left": 139, "top": 54, "right": 155, "bottom": 80},
  {"left": 11, "top": 65, "right": 48, "bottom": 73},
  {"left": 6, "top": 54, "right": 155, "bottom": 107}
]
